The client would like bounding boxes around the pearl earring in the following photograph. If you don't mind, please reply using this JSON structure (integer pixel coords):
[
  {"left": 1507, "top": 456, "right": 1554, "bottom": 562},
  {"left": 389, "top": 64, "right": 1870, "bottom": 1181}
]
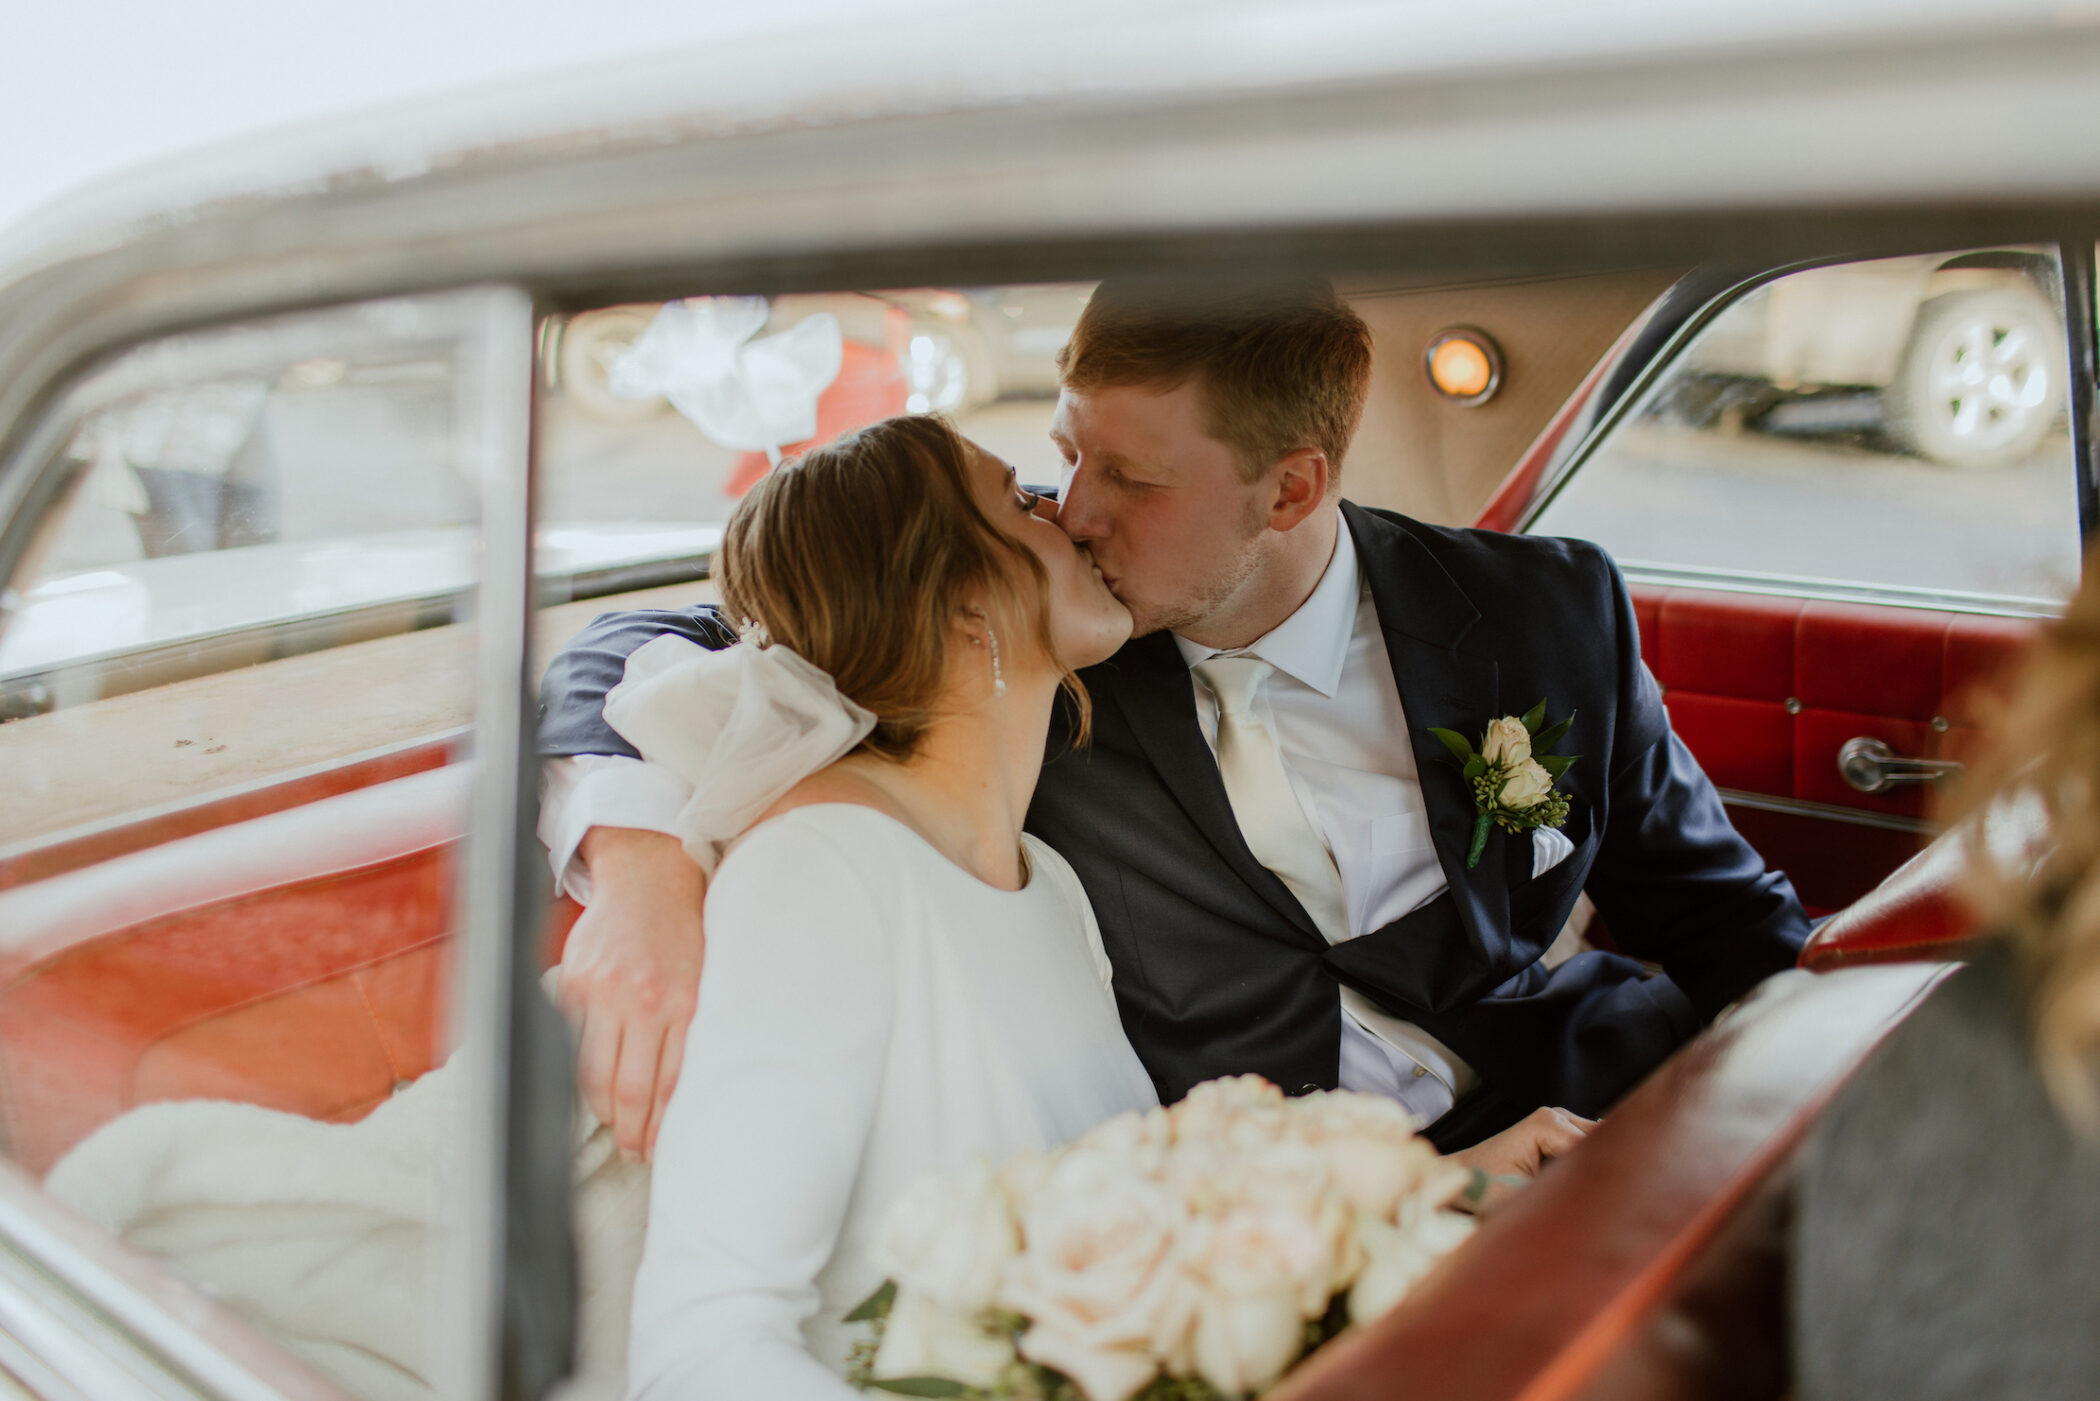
[{"left": 987, "top": 626, "right": 1006, "bottom": 698}]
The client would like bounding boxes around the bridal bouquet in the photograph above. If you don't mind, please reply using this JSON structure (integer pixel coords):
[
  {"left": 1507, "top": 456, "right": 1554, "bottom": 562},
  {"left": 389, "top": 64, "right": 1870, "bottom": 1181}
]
[{"left": 851, "top": 1076, "right": 1475, "bottom": 1401}]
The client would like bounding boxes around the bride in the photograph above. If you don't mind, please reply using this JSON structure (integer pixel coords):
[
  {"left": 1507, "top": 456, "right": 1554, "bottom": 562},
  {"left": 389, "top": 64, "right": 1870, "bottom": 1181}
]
[{"left": 621, "top": 414, "right": 1160, "bottom": 1401}]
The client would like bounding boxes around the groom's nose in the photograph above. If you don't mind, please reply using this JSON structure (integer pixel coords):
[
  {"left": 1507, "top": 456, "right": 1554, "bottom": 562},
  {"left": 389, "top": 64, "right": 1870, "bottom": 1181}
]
[{"left": 1055, "top": 464, "right": 1108, "bottom": 543}]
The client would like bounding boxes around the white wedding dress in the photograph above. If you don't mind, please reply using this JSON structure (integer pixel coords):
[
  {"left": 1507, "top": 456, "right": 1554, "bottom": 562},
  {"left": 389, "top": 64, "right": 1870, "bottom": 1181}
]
[
  {"left": 613, "top": 639, "right": 1159, "bottom": 1401},
  {"left": 626, "top": 806, "right": 1159, "bottom": 1401}
]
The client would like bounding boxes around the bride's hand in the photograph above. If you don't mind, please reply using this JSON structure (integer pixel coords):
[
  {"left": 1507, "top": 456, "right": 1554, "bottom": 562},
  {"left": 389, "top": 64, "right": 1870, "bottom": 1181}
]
[
  {"left": 559, "top": 826, "right": 707, "bottom": 1162},
  {"left": 1447, "top": 1106, "right": 1595, "bottom": 1214}
]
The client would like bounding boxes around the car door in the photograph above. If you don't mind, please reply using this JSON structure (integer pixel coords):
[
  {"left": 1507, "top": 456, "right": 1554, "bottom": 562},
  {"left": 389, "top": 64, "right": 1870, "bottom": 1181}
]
[
  {"left": 1514, "top": 245, "right": 2095, "bottom": 914},
  {"left": 0, "top": 288, "right": 570, "bottom": 1401}
]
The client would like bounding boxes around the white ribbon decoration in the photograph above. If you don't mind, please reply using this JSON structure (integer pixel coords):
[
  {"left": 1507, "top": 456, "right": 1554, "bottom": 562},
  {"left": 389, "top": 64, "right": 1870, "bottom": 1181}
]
[
  {"left": 606, "top": 297, "right": 844, "bottom": 461},
  {"left": 603, "top": 635, "right": 876, "bottom": 875}
]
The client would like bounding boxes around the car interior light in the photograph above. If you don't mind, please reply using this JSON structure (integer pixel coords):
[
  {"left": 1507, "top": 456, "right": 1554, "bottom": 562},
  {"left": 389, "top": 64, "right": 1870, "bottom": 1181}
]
[{"left": 1426, "top": 327, "right": 1503, "bottom": 405}]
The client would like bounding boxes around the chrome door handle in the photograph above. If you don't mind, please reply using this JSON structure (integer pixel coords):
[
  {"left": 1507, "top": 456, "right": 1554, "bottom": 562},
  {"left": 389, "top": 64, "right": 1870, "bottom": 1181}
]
[{"left": 1837, "top": 736, "right": 1963, "bottom": 794}]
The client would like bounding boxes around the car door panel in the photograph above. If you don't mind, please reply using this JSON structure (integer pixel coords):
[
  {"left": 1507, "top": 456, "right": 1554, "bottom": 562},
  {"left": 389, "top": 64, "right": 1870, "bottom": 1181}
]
[{"left": 1628, "top": 583, "right": 2035, "bottom": 910}]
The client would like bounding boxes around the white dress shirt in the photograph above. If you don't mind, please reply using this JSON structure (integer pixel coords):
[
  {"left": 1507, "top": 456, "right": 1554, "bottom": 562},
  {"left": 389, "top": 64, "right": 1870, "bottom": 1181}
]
[{"left": 1173, "top": 523, "right": 1478, "bottom": 1126}]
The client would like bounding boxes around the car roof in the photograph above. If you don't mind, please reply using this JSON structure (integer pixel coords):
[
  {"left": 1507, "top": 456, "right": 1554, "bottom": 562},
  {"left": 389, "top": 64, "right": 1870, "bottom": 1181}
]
[
  {"left": 2, "top": 0, "right": 2097, "bottom": 465},
  {"left": 10, "top": 0, "right": 2096, "bottom": 257}
]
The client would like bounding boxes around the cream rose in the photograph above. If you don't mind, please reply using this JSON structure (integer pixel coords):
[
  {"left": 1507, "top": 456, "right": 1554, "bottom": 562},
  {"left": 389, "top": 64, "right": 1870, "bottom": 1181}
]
[
  {"left": 873, "top": 1164, "right": 1019, "bottom": 1315},
  {"left": 1498, "top": 758, "right": 1554, "bottom": 810},
  {"left": 1197, "top": 1142, "right": 1356, "bottom": 1308},
  {"left": 1185, "top": 1207, "right": 1333, "bottom": 1394},
  {"left": 1346, "top": 1208, "right": 1476, "bottom": 1324},
  {"left": 1481, "top": 716, "right": 1532, "bottom": 767},
  {"left": 1288, "top": 1090, "right": 1445, "bottom": 1221},
  {"left": 1073, "top": 1106, "right": 1173, "bottom": 1173},
  {"left": 1168, "top": 1075, "right": 1291, "bottom": 1155},
  {"left": 870, "top": 1286, "right": 1017, "bottom": 1390},
  {"left": 1000, "top": 1155, "right": 1197, "bottom": 1401}
]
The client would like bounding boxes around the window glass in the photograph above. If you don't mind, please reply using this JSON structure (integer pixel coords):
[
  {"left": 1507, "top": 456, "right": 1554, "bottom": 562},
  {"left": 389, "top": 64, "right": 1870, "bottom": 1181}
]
[
  {"left": 533, "top": 286, "right": 1088, "bottom": 562},
  {"left": 1530, "top": 248, "right": 2083, "bottom": 611},
  {"left": 0, "top": 292, "right": 522, "bottom": 1398}
]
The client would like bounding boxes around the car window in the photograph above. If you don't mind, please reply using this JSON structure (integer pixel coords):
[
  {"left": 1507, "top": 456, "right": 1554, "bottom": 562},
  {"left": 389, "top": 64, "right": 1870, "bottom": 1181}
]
[
  {"left": 534, "top": 287, "right": 1088, "bottom": 542},
  {"left": 0, "top": 292, "right": 529, "bottom": 1400},
  {"left": 1529, "top": 247, "right": 2083, "bottom": 614}
]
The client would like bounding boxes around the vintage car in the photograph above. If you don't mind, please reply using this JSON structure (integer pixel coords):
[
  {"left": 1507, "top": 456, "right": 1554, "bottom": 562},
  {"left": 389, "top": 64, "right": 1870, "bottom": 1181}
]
[{"left": 0, "top": 3, "right": 2094, "bottom": 1399}]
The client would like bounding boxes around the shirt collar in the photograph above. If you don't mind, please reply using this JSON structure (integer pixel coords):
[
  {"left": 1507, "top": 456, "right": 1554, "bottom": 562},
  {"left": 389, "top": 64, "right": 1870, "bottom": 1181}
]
[{"left": 1172, "top": 520, "right": 1360, "bottom": 698}]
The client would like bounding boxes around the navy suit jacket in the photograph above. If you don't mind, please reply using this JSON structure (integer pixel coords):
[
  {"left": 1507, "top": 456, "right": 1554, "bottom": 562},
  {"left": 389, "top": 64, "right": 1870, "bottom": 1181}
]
[{"left": 539, "top": 501, "right": 1809, "bottom": 1133}]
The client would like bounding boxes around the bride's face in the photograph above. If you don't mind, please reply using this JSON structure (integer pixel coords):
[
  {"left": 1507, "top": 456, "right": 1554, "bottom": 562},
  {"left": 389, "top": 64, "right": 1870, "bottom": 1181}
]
[{"left": 962, "top": 441, "right": 1133, "bottom": 671}]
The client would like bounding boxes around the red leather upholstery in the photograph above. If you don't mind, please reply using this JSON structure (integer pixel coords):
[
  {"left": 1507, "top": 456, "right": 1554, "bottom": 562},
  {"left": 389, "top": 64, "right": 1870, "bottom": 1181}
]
[
  {"left": 1800, "top": 830, "right": 1975, "bottom": 972},
  {"left": 0, "top": 769, "right": 472, "bottom": 1174},
  {"left": 1793, "top": 790, "right": 2059, "bottom": 972},
  {"left": 1629, "top": 585, "right": 2034, "bottom": 821}
]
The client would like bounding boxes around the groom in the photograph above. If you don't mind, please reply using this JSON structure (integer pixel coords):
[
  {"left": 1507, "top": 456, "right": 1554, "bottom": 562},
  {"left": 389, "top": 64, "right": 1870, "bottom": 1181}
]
[{"left": 538, "top": 278, "right": 1809, "bottom": 1158}]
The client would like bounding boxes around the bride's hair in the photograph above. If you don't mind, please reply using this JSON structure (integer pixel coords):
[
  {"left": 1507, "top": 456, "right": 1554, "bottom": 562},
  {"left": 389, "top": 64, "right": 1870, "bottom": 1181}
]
[
  {"left": 1957, "top": 544, "right": 2100, "bottom": 1133},
  {"left": 715, "top": 414, "right": 1090, "bottom": 761}
]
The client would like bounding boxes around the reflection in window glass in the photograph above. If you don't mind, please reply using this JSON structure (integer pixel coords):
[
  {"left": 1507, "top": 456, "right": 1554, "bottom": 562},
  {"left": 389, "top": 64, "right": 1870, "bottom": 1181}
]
[
  {"left": 1532, "top": 248, "right": 2082, "bottom": 610},
  {"left": 0, "top": 294, "right": 511, "bottom": 1401},
  {"left": 534, "top": 285, "right": 1088, "bottom": 542}
]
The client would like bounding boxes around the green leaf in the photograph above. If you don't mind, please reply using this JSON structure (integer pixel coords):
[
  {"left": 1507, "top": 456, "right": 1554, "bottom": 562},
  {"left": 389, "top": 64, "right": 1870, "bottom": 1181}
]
[
  {"left": 1532, "top": 713, "right": 1576, "bottom": 752},
  {"left": 1520, "top": 698, "right": 1548, "bottom": 734},
  {"left": 1428, "top": 727, "right": 1476, "bottom": 764},
  {"left": 845, "top": 1279, "right": 897, "bottom": 1323},
  {"left": 866, "top": 1378, "right": 971, "bottom": 1398},
  {"left": 1462, "top": 754, "right": 1487, "bottom": 782},
  {"left": 1538, "top": 753, "right": 1579, "bottom": 778}
]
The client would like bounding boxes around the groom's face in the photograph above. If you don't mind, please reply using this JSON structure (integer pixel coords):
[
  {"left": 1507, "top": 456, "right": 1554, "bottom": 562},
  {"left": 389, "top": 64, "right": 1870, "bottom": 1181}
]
[{"left": 1048, "top": 379, "right": 1272, "bottom": 639}]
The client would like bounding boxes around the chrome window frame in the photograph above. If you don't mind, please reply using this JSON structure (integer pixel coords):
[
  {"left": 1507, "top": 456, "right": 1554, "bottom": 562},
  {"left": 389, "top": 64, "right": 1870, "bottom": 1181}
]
[{"left": 0, "top": 286, "right": 543, "bottom": 1401}]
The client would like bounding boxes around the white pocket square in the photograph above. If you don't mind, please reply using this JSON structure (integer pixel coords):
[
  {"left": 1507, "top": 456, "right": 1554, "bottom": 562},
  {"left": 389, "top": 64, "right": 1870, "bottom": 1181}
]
[{"left": 1530, "top": 825, "right": 1575, "bottom": 880}]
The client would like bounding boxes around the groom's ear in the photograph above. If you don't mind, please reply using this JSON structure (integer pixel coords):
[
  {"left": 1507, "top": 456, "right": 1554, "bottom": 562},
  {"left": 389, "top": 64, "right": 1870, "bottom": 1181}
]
[{"left": 1265, "top": 447, "right": 1331, "bottom": 532}]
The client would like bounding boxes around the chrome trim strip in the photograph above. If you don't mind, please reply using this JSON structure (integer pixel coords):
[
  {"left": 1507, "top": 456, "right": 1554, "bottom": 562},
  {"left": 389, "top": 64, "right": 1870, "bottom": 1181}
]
[
  {"left": 1718, "top": 787, "right": 1938, "bottom": 836},
  {"left": 445, "top": 283, "right": 541, "bottom": 1401},
  {"left": 1615, "top": 561, "right": 2063, "bottom": 619}
]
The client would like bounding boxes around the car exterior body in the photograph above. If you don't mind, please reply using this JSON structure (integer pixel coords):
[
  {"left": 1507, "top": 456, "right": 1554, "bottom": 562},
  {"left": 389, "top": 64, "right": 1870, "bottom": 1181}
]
[{"left": 0, "top": 4, "right": 2096, "bottom": 1399}]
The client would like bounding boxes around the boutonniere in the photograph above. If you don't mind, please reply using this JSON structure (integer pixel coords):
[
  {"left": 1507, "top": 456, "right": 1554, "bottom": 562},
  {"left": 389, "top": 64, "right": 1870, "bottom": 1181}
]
[{"left": 1429, "top": 700, "right": 1578, "bottom": 870}]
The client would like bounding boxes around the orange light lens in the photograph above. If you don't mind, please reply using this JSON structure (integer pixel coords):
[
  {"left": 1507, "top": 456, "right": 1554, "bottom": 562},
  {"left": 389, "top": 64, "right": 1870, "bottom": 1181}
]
[{"left": 1430, "top": 338, "right": 1494, "bottom": 399}]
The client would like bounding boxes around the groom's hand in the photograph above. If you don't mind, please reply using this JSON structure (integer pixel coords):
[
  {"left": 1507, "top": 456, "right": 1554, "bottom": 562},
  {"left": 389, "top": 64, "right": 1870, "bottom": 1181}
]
[
  {"left": 1449, "top": 1106, "right": 1596, "bottom": 1213},
  {"left": 559, "top": 826, "right": 707, "bottom": 1162}
]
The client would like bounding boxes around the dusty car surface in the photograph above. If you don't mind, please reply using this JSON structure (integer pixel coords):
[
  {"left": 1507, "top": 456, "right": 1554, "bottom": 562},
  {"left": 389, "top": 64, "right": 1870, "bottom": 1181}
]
[{"left": 0, "top": 3, "right": 2095, "bottom": 1399}]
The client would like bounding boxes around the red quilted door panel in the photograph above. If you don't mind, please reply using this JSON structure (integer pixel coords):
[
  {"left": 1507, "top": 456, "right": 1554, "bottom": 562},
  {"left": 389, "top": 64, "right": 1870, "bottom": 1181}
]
[{"left": 1629, "top": 584, "right": 2035, "bottom": 912}]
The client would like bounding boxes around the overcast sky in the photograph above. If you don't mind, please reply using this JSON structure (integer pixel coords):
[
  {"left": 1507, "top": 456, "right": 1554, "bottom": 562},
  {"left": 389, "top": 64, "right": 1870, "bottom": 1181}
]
[{"left": 0, "top": 0, "right": 948, "bottom": 239}]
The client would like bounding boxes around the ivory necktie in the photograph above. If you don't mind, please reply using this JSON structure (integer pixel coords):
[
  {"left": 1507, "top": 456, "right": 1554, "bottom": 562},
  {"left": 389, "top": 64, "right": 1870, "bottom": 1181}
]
[
  {"left": 1193, "top": 656, "right": 1351, "bottom": 944},
  {"left": 1195, "top": 655, "right": 1464, "bottom": 1098}
]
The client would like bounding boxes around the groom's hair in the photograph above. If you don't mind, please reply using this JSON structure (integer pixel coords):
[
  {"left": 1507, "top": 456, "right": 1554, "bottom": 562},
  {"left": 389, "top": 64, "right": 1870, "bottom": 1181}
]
[
  {"left": 717, "top": 414, "right": 1091, "bottom": 762},
  {"left": 1057, "top": 277, "right": 1373, "bottom": 486}
]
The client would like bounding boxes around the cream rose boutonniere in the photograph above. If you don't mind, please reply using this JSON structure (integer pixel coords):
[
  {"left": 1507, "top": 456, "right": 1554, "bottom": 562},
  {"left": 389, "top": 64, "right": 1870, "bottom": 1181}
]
[{"left": 1428, "top": 699, "right": 1577, "bottom": 869}]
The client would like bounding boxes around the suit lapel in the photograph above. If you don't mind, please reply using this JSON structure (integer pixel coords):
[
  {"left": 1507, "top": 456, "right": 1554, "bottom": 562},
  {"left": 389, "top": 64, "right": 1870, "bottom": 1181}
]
[
  {"left": 1343, "top": 502, "right": 1516, "bottom": 985},
  {"left": 1099, "top": 632, "right": 1329, "bottom": 951}
]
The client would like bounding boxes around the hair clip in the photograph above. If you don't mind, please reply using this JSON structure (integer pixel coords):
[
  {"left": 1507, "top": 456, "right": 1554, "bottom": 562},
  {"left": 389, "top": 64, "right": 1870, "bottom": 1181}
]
[{"left": 738, "top": 616, "right": 772, "bottom": 648}]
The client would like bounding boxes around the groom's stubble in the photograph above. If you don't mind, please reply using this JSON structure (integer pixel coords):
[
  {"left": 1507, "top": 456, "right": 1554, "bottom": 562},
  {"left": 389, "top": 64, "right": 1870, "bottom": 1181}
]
[{"left": 1119, "top": 491, "right": 1274, "bottom": 641}]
